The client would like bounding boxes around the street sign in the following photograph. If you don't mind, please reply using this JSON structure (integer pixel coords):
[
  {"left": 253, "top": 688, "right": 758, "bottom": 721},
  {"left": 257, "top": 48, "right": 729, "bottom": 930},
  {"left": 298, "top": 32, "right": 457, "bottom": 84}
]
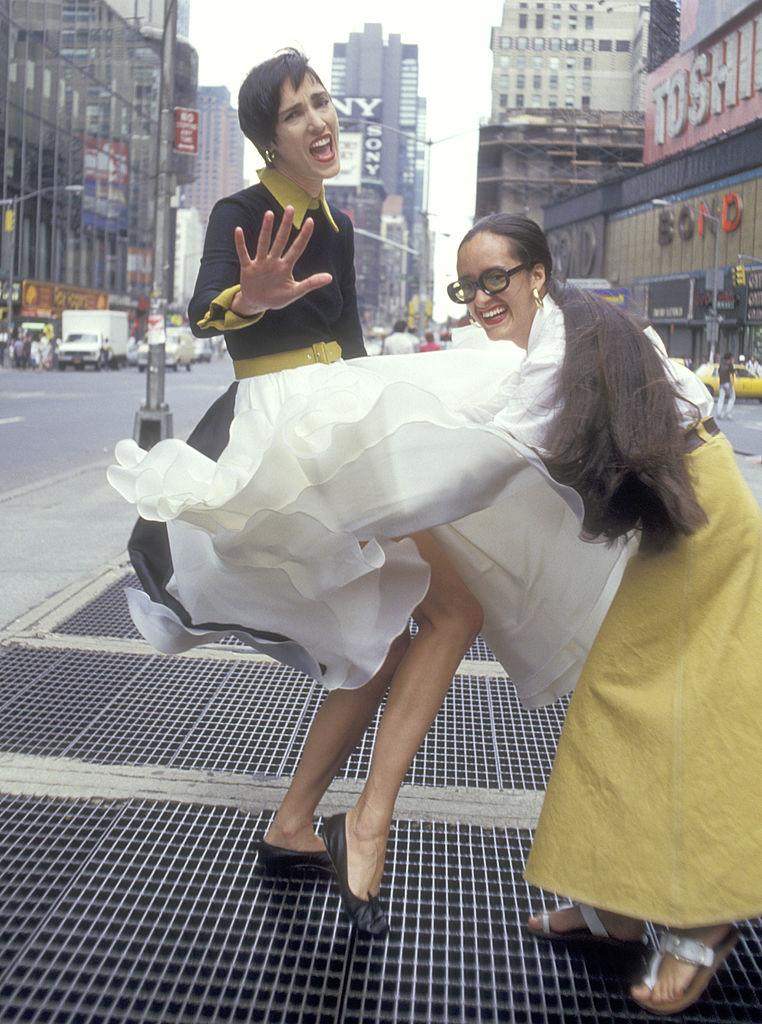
[{"left": 174, "top": 107, "right": 199, "bottom": 155}]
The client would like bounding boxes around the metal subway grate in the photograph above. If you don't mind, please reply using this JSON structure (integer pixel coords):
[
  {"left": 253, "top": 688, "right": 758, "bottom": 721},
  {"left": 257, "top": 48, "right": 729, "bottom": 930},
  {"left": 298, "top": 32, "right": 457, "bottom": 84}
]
[
  {"left": 0, "top": 796, "right": 759, "bottom": 1024},
  {"left": 53, "top": 573, "right": 498, "bottom": 661},
  {"left": 0, "top": 796, "right": 349, "bottom": 1023},
  {"left": 0, "top": 647, "right": 561, "bottom": 788}
]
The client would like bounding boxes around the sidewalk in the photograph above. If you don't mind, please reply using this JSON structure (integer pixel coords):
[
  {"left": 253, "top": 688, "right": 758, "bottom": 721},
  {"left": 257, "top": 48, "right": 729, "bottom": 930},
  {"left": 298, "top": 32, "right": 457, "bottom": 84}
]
[{"left": 0, "top": 475, "right": 760, "bottom": 1022}]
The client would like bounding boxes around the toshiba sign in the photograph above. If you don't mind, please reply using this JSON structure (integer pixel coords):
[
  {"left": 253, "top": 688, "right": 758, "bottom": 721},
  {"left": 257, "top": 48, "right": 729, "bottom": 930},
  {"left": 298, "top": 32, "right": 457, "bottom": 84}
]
[{"left": 645, "top": 5, "right": 762, "bottom": 164}]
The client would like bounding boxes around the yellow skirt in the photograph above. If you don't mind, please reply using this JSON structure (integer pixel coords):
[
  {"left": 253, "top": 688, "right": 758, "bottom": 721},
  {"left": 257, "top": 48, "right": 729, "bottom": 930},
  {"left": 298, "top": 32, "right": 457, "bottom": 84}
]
[{"left": 525, "top": 434, "right": 762, "bottom": 927}]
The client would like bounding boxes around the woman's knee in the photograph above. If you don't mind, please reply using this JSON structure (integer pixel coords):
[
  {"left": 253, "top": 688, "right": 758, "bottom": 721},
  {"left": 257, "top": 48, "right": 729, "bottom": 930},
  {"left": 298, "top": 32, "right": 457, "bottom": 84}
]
[{"left": 421, "top": 585, "right": 483, "bottom": 644}]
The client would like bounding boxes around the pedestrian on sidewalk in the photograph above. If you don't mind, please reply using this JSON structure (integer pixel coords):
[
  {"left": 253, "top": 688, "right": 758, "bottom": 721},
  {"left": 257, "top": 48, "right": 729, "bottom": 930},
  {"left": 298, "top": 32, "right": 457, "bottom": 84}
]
[
  {"left": 108, "top": 52, "right": 629, "bottom": 937},
  {"left": 716, "top": 351, "right": 736, "bottom": 419},
  {"left": 448, "top": 213, "right": 760, "bottom": 1018},
  {"left": 381, "top": 319, "right": 419, "bottom": 354}
]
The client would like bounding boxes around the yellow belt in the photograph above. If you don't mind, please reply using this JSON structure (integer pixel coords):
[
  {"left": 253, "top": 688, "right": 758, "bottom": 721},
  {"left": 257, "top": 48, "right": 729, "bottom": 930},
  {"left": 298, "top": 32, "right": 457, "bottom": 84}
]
[{"left": 233, "top": 340, "right": 341, "bottom": 379}]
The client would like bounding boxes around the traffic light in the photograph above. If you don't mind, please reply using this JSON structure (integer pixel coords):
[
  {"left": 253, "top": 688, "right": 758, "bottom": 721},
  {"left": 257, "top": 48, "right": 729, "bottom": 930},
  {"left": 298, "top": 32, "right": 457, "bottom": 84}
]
[{"left": 732, "top": 263, "right": 747, "bottom": 287}]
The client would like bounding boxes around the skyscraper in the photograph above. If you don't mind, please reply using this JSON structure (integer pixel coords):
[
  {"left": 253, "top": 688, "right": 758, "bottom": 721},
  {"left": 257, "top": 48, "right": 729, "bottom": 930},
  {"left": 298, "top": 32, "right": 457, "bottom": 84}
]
[
  {"left": 330, "top": 24, "right": 427, "bottom": 327},
  {"left": 182, "top": 86, "right": 245, "bottom": 231}
]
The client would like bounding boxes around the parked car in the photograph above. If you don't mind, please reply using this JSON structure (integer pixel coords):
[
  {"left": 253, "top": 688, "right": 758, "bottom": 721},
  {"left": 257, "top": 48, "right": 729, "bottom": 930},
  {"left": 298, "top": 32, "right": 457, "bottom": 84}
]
[
  {"left": 193, "top": 337, "right": 214, "bottom": 363},
  {"left": 137, "top": 329, "right": 195, "bottom": 372},
  {"left": 696, "top": 362, "right": 762, "bottom": 400}
]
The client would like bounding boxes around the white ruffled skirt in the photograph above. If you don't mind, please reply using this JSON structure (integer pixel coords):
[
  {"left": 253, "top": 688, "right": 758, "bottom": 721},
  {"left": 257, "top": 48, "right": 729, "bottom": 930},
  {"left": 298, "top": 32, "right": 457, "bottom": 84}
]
[{"left": 108, "top": 344, "right": 631, "bottom": 704}]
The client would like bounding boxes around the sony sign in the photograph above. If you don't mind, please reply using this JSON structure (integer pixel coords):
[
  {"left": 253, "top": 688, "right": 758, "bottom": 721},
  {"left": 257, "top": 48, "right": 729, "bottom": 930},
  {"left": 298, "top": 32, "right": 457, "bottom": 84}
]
[
  {"left": 332, "top": 97, "right": 384, "bottom": 187},
  {"left": 645, "top": 9, "right": 762, "bottom": 163}
]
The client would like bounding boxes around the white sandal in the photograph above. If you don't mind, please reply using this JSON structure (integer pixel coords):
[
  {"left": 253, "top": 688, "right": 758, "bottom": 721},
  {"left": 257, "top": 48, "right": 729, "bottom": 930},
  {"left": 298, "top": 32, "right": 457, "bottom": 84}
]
[
  {"left": 632, "top": 927, "right": 739, "bottom": 1016},
  {"left": 528, "top": 902, "right": 645, "bottom": 948}
]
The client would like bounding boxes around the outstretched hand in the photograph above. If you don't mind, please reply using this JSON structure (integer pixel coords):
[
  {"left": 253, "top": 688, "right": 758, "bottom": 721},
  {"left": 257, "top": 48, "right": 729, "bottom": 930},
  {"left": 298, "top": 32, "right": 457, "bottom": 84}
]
[{"left": 232, "top": 206, "right": 333, "bottom": 316}]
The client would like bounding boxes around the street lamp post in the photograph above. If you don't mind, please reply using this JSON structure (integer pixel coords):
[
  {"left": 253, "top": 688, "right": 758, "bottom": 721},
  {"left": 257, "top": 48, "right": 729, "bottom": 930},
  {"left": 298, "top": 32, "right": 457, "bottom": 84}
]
[
  {"left": 134, "top": 0, "right": 176, "bottom": 449},
  {"left": 0, "top": 184, "right": 83, "bottom": 341}
]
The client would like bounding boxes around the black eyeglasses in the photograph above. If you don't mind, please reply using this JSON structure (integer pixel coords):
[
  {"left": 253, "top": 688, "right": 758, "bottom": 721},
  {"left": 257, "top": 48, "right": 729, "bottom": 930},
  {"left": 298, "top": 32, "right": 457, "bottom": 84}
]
[{"left": 447, "top": 264, "right": 526, "bottom": 304}]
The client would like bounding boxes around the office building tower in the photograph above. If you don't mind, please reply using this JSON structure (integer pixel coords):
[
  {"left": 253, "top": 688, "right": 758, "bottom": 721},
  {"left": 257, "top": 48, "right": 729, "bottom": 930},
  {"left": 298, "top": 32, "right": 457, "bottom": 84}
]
[{"left": 331, "top": 23, "right": 428, "bottom": 327}]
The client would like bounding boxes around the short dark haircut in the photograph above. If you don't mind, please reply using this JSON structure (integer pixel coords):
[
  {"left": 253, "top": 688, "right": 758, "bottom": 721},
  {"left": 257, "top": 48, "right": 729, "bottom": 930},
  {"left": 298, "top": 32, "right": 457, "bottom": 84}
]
[
  {"left": 238, "top": 48, "right": 325, "bottom": 161},
  {"left": 393, "top": 319, "right": 408, "bottom": 333}
]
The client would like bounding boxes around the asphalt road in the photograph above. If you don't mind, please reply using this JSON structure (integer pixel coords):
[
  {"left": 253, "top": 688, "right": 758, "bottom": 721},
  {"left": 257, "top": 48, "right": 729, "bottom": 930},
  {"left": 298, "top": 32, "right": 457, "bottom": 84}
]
[{"left": 0, "top": 356, "right": 234, "bottom": 492}]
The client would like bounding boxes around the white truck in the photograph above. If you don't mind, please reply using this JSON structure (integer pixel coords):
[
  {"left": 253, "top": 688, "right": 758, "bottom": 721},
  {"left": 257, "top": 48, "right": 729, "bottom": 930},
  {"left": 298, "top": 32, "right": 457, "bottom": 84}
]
[{"left": 58, "top": 309, "right": 129, "bottom": 370}]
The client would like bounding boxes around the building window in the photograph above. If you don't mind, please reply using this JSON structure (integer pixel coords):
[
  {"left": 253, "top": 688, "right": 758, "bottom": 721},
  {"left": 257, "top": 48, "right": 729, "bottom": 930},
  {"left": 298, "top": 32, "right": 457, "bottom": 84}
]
[
  {"left": 549, "top": 37, "right": 561, "bottom": 50},
  {"left": 549, "top": 74, "right": 559, "bottom": 88},
  {"left": 533, "top": 74, "right": 542, "bottom": 89},
  {"left": 531, "top": 93, "right": 542, "bottom": 105},
  {"left": 565, "top": 96, "right": 575, "bottom": 107},
  {"left": 535, "top": 14, "right": 544, "bottom": 28},
  {"left": 566, "top": 56, "right": 576, "bottom": 68},
  {"left": 582, "top": 39, "right": 596, "bottom": 50},
  {"left": 533, "top": 38, "right": 545, "bottom": 49},
  {"left": 533, "top": 55, "right": 544, "bottom": 68},
  {"left": 583, "top": 56, "right": 592, "bottom": 69},
  {"left": 616, "top": 39, "right": 631, "bottom": 52},
  {"left": 499, "top": 93, "right": 508, "bottom": 106},
  {"left": 582, "top": 76, "right": 592, "bottom": 90},
  {"left": 516, "top": 54, "right": 526, "bottom": 68},
  {"left": 517, "top": 37, "right": 529, "bottom": 49},
  {"left": 549, "top": 96, "right": 558, "bottom": 106},
  {"left": 516, "top": 74, "right": 525, "bottom": 88},
  {"left": 519, "top": 13, "right": 528, "bottom": 27},
  {"left": 581, "top": 95, "right": 591, "bottom": 109},
  {"left": 551, "top": 14, "right": 561, "bottom": 30},
  {"left": 585, "top": 16, "right": 594, "bottom": 29},
  {"left": 549, "top": 56, "right": 560, "bottom": 68},
  {"left": 598, "top": 39, "right": 612, "bottom": 51},
  {"left": 499, "top": 74, "right": 509, "bottom": 88},
  {"left": 516, "top": 93, "right": 525, "bottom": 107},
  {"left": 569, "top": 17, "right": 577, "bottom": 30},
  {"left": 501, "top": 36, "right": 513, "bottom": 49},
  {"left": 565, "top": 39, "right": 579, "bottom": 50}
]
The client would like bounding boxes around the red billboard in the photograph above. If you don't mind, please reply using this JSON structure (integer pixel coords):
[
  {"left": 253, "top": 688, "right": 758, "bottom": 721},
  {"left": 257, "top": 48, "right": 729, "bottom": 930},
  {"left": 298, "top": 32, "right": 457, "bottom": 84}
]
[
  {"left": 174, "top": 107, "right": 199, "bottom": 155},
  {"left": 645, "top": 3, "right": 762, "bottom": 164}
]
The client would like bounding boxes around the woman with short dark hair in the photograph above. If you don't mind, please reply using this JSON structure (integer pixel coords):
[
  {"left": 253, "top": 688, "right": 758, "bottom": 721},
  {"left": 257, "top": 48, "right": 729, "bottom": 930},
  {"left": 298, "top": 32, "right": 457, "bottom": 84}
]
[{"left": 448, "top": 212, "right": 761, "bottom": 1016}]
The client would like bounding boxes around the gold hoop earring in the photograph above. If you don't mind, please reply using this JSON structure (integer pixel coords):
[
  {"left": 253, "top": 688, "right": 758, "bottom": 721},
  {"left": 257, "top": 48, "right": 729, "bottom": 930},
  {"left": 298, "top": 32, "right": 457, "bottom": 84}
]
[{"left": 532, "top": 287, "right": 544, "bottom": 310}]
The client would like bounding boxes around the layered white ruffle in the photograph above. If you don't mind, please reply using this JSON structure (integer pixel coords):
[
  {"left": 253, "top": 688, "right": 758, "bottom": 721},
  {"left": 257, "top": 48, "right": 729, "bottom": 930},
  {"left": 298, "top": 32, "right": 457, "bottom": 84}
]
[{"left": 108, "top": 345, "right": 631, "bottom": 700}]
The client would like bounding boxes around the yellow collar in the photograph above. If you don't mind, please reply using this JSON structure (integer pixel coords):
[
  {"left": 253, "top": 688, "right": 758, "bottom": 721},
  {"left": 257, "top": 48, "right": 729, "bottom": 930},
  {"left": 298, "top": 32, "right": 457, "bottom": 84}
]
[{"left": 257, "top": 167, "right": 339, "bottom": 233}]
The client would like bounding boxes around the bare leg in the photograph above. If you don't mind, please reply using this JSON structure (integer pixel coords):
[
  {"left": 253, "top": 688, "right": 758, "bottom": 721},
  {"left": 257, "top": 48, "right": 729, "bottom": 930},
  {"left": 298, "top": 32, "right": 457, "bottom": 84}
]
[
  {"left": 264, "top": 631, "right": 410, "bottom": 852},
  {"left": 342, "top": 530, "right": 483, "bottom": 899}
]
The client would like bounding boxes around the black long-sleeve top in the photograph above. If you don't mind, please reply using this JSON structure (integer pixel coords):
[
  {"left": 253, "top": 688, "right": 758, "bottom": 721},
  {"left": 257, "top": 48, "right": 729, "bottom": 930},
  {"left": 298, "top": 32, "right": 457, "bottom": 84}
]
[{"left": 187, "top": 169, "right": 366, "bottom": 361}]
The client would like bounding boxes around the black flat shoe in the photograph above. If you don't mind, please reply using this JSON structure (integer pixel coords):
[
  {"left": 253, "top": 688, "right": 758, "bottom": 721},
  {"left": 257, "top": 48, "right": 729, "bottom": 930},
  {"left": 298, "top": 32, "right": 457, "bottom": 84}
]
[
  {"left": 257, "top": 838, "right": 332, "bottom": 875},
  {"left": 322, "top": 813, "right": 389, "bottom": 936}
]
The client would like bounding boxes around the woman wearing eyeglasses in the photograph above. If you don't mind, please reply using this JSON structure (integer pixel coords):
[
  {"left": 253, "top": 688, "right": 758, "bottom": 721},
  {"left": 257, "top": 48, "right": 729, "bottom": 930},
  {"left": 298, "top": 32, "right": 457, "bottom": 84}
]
[
  {"left": 108, "top": 49, "right": 630, "bottom": 938},
  {"left": 447, "top": 212, "right": 761, "bottom": 1017}
]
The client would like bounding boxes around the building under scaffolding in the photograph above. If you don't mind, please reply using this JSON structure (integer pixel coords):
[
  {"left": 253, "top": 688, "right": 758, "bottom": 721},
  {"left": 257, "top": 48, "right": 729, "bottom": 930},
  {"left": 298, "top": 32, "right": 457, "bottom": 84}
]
[{"left": 475, "top": 109, "right": 645, "bottom": 225}]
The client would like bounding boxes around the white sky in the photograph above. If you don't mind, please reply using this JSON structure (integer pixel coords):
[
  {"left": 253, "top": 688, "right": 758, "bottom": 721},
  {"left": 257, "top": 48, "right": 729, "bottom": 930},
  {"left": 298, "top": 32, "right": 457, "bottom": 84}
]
[{"left": 187, "top": 0, "right": 505, "bottom": 321}]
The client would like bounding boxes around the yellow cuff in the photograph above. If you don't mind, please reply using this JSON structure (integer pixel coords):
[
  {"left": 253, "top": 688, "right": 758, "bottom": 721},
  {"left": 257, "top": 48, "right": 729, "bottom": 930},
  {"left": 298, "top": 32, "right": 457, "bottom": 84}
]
[{"left": 196, "top": 284, "right": 265, "bottom": 332}]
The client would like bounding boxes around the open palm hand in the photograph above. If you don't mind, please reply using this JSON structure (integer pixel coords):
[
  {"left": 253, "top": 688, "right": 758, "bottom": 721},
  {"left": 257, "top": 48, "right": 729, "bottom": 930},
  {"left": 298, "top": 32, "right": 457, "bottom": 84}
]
[{"left": 233, "top": 205, "right": 332, "bottom": 316}]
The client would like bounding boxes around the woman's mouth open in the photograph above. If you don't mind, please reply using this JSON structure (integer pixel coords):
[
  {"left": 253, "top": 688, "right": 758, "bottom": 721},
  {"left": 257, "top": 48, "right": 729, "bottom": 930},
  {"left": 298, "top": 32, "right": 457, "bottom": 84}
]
[
  {"left": 477, "top": 304, "right": 509, "bottom": 329},
  {"left": 309, "top": 134, "right": 335, "bottom": 163}
]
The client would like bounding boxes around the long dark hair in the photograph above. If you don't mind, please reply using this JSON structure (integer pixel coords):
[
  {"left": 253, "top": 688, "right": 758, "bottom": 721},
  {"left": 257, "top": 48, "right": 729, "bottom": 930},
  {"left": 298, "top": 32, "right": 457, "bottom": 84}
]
[{"left": 461, "top": 214, "right": 707, "bottom": 554}]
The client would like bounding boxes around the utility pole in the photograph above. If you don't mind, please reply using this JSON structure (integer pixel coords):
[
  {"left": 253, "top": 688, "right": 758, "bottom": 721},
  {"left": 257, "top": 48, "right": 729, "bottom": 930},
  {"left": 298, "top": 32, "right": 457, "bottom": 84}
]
[{"left": 134, "top": 0, "right": 176, "bottom": 448}]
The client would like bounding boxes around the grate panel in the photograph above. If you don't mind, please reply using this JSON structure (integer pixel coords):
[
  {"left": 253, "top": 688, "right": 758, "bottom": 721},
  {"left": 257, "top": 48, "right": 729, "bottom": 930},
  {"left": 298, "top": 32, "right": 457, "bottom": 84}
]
[
  {"left": 0, "top": 798, "right": 349, "bottom": 1024},
  {"left": 0, "top": 795, "right": 122, "bottom": 973},
  {"left": 0, "top": 648, "right": 561, "bottom": 789},
  {"left": 347, "top": 820, "right": 762, "bottom": 1024},
  {"left": 0, "top": 797, "right": 759, "bottom": 1024}
]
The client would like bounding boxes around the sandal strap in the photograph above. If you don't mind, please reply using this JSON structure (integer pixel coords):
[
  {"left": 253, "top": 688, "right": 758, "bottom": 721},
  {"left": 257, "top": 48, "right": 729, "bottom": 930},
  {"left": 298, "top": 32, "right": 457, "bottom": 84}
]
[
  {"left": 579, "top": 903, "right": 610, "bottom": 938},
  {"left": 660, "top": 931, "right": 716, "bottom": 968}
]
